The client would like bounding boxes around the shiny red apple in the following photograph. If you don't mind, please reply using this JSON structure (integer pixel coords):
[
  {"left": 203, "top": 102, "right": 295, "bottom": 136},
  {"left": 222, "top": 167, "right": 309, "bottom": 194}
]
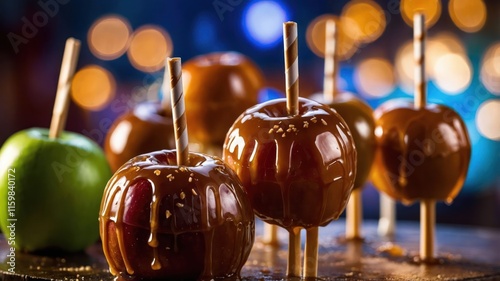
[{"left": 99, "top": 150, "right": 255, "bottom": 280}]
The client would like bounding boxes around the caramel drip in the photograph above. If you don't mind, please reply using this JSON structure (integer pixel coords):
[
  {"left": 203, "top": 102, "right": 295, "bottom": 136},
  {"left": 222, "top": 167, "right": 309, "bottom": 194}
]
[
  {"left": 116, "top": 185, "right": 134, "bottom": 275},
  {"left": 100, "top": 186, "right": 120, "bottom": 275}
]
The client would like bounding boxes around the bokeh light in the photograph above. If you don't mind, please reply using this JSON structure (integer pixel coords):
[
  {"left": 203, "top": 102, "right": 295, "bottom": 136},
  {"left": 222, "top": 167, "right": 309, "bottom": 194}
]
[
  {"left": 341, "top": 0, "right": 386, "bottom": 44},
  {"left": 355, "top": 57, "right": 395, "bottom": 98},
  {"left": 394, "top": 41, "right": 413, "bottom": 93},
  {"left": 434, "top": 53, "right": 472, "bottom": 94},
  {"left": 242, "top": 0, "right": 288, "bottom": 48},
  {"left": 476, "top": 100, "right": 500, "bottom": 141},
  {"left": 71, "top": 65, "right": 116, "bottom": 111},
  {"left": 401, "top": 0, "right": 442, "bottom": 28},
  {"left": 88, "top": 15, "right": 131, "bottom": 60},
  {"left": 480, "top": 42, "right": 500, "bottom": 95},
  {"left": 449, "top": 0, "right": 486, "bottom": 33},
  {"left": 127, "top": 25, "right": 173, "bottom": 72},
  {"left": 306, "top": 15, "right": 357, "bottom": 61}
]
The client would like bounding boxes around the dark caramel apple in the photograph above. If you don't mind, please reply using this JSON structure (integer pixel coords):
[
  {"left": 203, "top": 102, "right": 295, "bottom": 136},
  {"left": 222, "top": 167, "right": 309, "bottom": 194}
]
[
  {"left": 104, "top": 102, "right": 175, "bottom": 171},
  {"left": 183, "top": 52, "right": 264, "bottom": 148},
  {"left": 371, "top": 100, "right": 471, "bottom": 205},
  {"left": 326, "top": 93, "right": 376, "bottom": 190},
  {"left": 99, "top": 150, "right": 255, "bottom": 280},
  {"left": 223, "top": 97, "right": 356, "bottom": 229}
]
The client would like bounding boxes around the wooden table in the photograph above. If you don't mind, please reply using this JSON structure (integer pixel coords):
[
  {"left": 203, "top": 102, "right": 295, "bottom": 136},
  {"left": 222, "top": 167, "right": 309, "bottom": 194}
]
[{"left": 1, "top": 219, "right": 499, "bottom": 280}]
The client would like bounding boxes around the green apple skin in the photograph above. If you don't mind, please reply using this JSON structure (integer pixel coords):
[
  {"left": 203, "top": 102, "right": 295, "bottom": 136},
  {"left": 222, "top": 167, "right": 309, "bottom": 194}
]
[{"left": 0, "top": 128, "right": 112, "bottom": 252}]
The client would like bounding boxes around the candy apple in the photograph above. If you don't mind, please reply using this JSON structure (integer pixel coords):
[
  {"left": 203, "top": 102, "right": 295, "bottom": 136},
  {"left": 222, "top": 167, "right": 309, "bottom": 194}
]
[
  {"left": 104, "top": 102, "right": 175, "bottom": 171},
  {"left": 99, "top": 149, "right": 255, "bottom": 280},
  {"left": 371, "top": 100, "right": 471, "bottom": 204},
  {"left": 183, "top": 52, "right": 264, "bottom": 148},
  {"left": 0, "top": 127, "right": 112, "bottom": 252},
  {"left": 223, "top": 97, "right": 357, "bottom": 229}
]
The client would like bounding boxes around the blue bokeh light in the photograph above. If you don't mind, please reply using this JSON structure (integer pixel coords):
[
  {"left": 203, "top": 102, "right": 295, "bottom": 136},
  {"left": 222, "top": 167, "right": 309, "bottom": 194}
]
[
  {"left": 258, "top": 87, "right": 285, "bottom": 103},
  {"left": 242, "top": 0, "right": 289, "bottom": 48}
]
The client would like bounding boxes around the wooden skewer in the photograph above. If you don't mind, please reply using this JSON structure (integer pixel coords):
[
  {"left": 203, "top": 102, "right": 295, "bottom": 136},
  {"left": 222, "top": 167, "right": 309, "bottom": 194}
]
[
  {"left": 378, "top": 193, "right": 396, "bottom": 237},
  {"left": 167, "top": 57, "right": 189, "bottom": 166},
  {"left": 287, "top": 227, "right": 301, "bottom": 277},
  {"left": 263, "top": 223, "right": 280, "bottom": 246},
  {"left": 304, "top": 227, "right": 319, "bottom": 278},
  {"left": 346, "top": 189, "right": 363, "bottom": 239},
  {"left": 323, "top": 18, "right": 338, "bottom": 104},
  {"left": 413, "top": 13, "right": 435, "bottom": 262},
  {"left": 49, "top": 38, "right": 81, "bottom": 139}
]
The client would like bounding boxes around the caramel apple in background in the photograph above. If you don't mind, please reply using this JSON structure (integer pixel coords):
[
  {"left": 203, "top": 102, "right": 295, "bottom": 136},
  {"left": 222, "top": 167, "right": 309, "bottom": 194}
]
[
  {"left": 99, "top": 58, "right": 255, "bottom": 280},
  {"left": 223, "top": 22, "right": 356, "bottom": 278},
  {"left": 183, "top": 52, "right": 265, "bottom": 155},
  {"left": 104, "top": 101, "right": 175, "bottom": 172},
  {"left": 311, "top": 19, "right": 376, "bottom": 240},
  {"left": 371, "top": 14, "right": 471, "bottom": 262}
]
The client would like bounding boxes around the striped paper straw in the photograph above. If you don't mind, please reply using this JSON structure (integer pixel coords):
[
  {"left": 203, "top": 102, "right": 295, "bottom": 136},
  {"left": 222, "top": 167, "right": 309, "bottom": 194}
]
[
  {"left": 323, "top": 18, "right": 338, "bottom": 104},
  {"left": 167, "top": 57, "right": 189, "bottom": 165},
  {"left": 414, "top": 13, "right": 426, "bottom": 109},
  {"left": 283, "top": 21, "right": 299, "bottom": 116}
]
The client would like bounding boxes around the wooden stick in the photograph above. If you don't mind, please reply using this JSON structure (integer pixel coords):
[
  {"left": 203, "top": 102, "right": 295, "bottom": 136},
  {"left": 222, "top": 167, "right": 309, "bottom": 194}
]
[
  {"left": 263, "top": 223, "right": 280, "bottom": 246},
  {"left": 323, "top": 18, "right": 338, "bottom": 104},
  {"left": 346, "top": 189, "right": 363, "bottom": 240},
  {"left": 167, "top": 57, "right": 189, "bottom": 166},
  {"left": 283, "top": 21, "right": 299, "bottom": 116},
  {"left": 378, "top": 193, "right": 396, "bottom": 237},
  {"left": 414, "top": 13, "right": 426, "bottom": 109},
  {"left": 286, "top": 227, "right": 301, "bottom": 277},
  {"left": 49, "top": 38, "right": 81, "bottom": 139},
  {"left": 304, "top": 227, "right": 319, "bottom": 278},
  {"left": 161, "top": 60, "right": 171, "bottom": 113},
  {"left": 420, "top": 199, "right": 435, "bottom": 262}
]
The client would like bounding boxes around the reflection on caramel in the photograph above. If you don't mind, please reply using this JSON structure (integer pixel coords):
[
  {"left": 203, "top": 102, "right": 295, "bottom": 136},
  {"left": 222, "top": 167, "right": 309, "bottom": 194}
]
[
  {"left": 223, "top": 98, "right": 357, "bottom": 230},
  {"left": 183, "top": 52, "right": 264, "bottom": 147},
  {"left": 104, "top": 102, "right": 176, "bottom": 171},
  {"left": 328, "top": 93, "right": 376, "bottom": 189},
  {"left": 371, "top": 100, "right": 471, "bottom": 205},
  {"left": 99, "top": 150, "right": 255, "bottom": 280}
]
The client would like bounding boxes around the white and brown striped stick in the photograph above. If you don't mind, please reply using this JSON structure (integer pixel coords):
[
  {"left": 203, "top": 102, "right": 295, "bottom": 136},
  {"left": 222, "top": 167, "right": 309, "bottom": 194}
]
[
  {"left": 49, "top": 38, "right": 81, "bottom": 139},
  {"left": 323, "top": 18, "right": 338, "bottom": 104},
  {"left": 413, "top": 13, "right": 435, "bottom": 262},
  {"left": 284, "top": 21, "right": 299, "bottom": 116},
  {"left": 167, "top": 57, "right": 189, "bottom": 166}
]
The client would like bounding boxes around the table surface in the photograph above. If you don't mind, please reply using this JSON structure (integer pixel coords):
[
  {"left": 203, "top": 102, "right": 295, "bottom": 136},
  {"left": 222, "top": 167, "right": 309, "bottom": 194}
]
[{"left": 1, "top": 219, "right": 500, "bottom": 280}]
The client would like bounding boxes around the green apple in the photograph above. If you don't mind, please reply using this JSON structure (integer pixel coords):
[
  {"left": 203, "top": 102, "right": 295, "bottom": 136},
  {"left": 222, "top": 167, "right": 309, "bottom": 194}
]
[{"left": 0, "top": 127, "right": 112, "bottom": 252}]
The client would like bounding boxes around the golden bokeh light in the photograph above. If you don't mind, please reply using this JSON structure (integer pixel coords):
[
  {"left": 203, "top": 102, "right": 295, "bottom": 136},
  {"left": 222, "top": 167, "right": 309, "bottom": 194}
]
[
  {"left": 476, "top": 100, "right": 500, "bottom": 141},
  {"left": 355, "top": 58, "right": 395, "bottom": 98},
  {"left": 481, "top": 43, "right": 500, "bottom": 95},
  {"left": 306, "top": 14, "right": 358, "bottom": 61},
  {"left": 71, "top": 65, "right": 116, "bottom": 111},
  {"left": 427, "top": 32, "right": 466, "bottom": 77},
  {"left": 341, "top": 0, "right": 386, "bottom": 44},
  {"left": 434, "top": 53, "right": 472, "bottom": 94},
  {"left": 88, "top": 15, "right": 131, "bottom": 60},
  {"left": 395, "top": 41, "right": 414, "bottom": 92},
  {"left": 449, "top": 0, "right": 486, "bottom": 33},
  {"left": 127, "top": 25, "right": 173, "bottom": 72},
  {"left": 401, "top": 0, "right": 442, "bottom": 28}
]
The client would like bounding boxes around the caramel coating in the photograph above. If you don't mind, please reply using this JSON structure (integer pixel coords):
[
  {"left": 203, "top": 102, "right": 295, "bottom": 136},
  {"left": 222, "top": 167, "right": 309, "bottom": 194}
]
[
  {"left": 104, "top": 102, "right": 175, "bottom": 171},
  {"left": 371, "top": 100, "right": 471, "bottom": 205},
  {"left": 327, "top": 93, "right": 376, "bottom": 189},
  {"left": 183, "top": 52, "right": 264, "bottom": 146},
  {"left": 99, "top": 150, "right": 255, "bottom": 280},
  {"left": 223, "top": 98, "right": 356, "bottom": 229}
]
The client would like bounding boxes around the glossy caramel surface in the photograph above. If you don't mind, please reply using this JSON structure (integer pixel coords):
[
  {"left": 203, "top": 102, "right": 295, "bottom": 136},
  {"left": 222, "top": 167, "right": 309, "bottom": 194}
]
[
  {"left": 223, "top": 97, "right": 357, "bottom": 229},
  {"left": 183, "top": 52, "right": 264, "bottom": 146},
  {"left": 99, "top": 150, "right": 255, "bottom": 280},
  {"left": 371, "top": 100, "right": 471, "bottom": 204},
  {"left": 328, "top": 93, "right": 376, "bottom": 189},
  {"left": 104, "top": 102, "right": 175, "bottom": 171}
]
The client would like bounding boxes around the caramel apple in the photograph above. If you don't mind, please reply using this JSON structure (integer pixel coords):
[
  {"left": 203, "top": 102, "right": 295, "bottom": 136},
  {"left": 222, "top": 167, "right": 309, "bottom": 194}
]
[
  {"left": 183, "top": 52, "right": 264, "bottom": 149},
  {"left": 371, "top": 99, "right": 470, "bottom": 204},
  {"left": 104, "top": 102, "right": 175, "bottom": 171},
  {"left": 224, "top": 97, "right": 356, "bottom": 228},
  {"left": 99, "top": 150, "right": 255, "bottom": 280}
]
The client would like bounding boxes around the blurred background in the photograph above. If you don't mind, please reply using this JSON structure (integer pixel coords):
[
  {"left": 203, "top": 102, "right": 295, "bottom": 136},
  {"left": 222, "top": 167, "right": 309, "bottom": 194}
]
[{"left": 0, "top": 0, "right": 498, "bottom": 227}]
